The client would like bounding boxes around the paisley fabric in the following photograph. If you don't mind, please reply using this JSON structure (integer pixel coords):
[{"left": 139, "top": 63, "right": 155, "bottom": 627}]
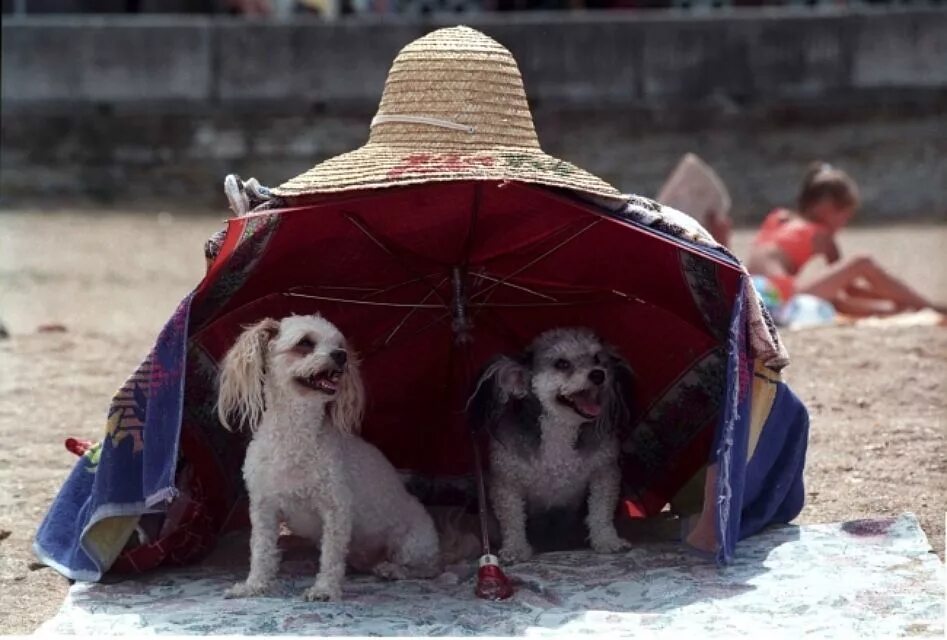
[{"left": 37, "top": 515, "right": 944, "bottom": 638}]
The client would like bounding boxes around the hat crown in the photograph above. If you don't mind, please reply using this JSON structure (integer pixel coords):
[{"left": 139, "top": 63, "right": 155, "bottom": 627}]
[
  {"left": 369, "top": 26, "right": 540, "bottom": 150},
  {"left": 274, "top": 25, "right": 622, "bottom": 201}
]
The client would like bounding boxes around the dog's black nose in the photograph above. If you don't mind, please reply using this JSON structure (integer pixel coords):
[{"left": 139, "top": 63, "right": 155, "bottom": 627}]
[
  {"left": 330, "top": 350, "right": 348, "bottom": 367},
  {"left": 588, "top": 369, "right": 606, "bottom": 386}
]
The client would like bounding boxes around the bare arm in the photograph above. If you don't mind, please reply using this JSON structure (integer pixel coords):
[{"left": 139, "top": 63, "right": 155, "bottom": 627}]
[
  {"left": 813, "top": 230, "right": 840, "bottom": 265},
  {"left": 747, "top": 242, "right": 796, "bottom": 279}
]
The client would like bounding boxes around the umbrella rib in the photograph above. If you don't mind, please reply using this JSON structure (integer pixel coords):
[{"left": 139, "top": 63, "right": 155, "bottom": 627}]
[
  {"left": 363, "top": 310, "right": 453, "bottom": 358},
  {"left": 362, "top": 274, "right": 442, "bottom": 301},
  {"left": 383, "top": 276, "right": 450, "bottom": 346},
  {"left": 472, "top": 288, "right": 647, "bottom": 308},
  {"left": 283, "top": 292, "right": 443, "bottom": 309},
  {"left": 188, "top": 291, "right": 285, "bottom": 342},
  {"left": 471, "top": 297, "right": 617, "bottom": 308},
  {"left": 468, "top": 218, "right": 601, "bottom": 303},
  {"left": 306, "top": 285, "right": 384, "bottom": 293},
  {"left": 401, "top": 310, "right": 453, "bottom": 342},
  {"left": 468, "top": 271, "right": 558, "bottom": 302},
  {"left": 343, "top": 212, "right": 449, "bottom": 308},
  {"left": 289, "top": 275, "right": 445, "bottom": 302}
]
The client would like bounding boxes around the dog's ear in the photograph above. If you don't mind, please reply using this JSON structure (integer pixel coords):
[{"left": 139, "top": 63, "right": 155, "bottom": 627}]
[
  {"left": 217, "top": 318, "right": 280, "bottom": 433},
  {"left": 330, "top": 351, "right": 365, "bottom": 435},
  {"left": 466, "top": 355, "right": 531, "bottom": 432},
  {"left": 602, "top": 346, "right": 635, "bottom": 435}
]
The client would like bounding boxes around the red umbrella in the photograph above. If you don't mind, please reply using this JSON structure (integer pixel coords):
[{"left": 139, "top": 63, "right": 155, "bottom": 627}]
[{"left": 189, "top": 179, "right": 744, "bottom": 596}]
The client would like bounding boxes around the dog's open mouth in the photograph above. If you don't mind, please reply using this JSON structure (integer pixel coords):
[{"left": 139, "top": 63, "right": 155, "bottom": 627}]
[
  {"left": 295, "top": 369, "right": 343, "bottom": 395},
  {"left": 556, "top": 389, "right": 602, "bottom": 420}
]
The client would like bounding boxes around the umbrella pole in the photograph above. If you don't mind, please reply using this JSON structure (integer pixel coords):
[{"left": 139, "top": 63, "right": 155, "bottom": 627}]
[
  {"left": 453, "top": 262, "right": 514, "bottom": 601},
  {"left": 454, "top": 186, "right": 513, "bottom": 600},
  {"left": 469, "top": 430, "right": 514, "bottom": 601}
]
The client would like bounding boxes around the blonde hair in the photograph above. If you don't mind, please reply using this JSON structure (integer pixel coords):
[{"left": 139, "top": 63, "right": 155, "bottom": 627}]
[{"left": 798, "top": 162, "right": 860, "bottom": 214}]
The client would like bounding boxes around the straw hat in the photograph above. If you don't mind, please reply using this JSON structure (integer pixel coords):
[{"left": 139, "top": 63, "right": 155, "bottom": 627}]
[{"left": 272, "top": 25, "right": 623, "bottom": 202}]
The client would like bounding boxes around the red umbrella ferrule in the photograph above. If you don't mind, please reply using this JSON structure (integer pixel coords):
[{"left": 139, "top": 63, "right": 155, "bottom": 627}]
[{"left": 475, "top": 554, "right": 514, "bottom": 601}]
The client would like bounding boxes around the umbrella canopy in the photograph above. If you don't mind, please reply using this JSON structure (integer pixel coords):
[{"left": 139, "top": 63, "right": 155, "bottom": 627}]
[{"left": 190, "top": 180, "right": 743, "bottom": 517}]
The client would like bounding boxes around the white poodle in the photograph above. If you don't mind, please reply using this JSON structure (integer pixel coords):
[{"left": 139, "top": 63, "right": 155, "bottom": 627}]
[
  {"left": 468, "top": 327, "right": 633, "bottom": 564},
  {"left": 217, "top": 314, "right": 441, "bottom": 602}
]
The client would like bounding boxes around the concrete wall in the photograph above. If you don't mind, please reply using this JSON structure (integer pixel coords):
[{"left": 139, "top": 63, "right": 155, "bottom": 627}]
[
  {"left": 2, "top": 10, "right": 946, "bottom": 220},
  {"left": 5, "top": 10, "right": 947, "bottom": 108}
]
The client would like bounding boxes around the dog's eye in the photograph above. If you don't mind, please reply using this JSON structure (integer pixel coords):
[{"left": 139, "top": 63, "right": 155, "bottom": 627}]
[
  {"left": 296, "top": 337, "right": 316, "bottom": 350},
  {"left": 554, "top": 358, "right": 572, "bottom": 371}
]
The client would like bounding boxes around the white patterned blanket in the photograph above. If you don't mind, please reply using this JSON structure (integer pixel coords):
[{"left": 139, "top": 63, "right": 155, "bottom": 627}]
[{"left": 37, "top": 514, "right": 944, "bottom": 637}]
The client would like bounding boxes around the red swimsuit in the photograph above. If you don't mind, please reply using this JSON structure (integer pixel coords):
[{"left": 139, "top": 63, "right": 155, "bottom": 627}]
[{"left": 752, "top": 209, "right": 827, "bottom": 299}]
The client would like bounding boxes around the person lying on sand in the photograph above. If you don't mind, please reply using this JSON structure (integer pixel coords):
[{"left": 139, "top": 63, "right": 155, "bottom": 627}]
[{"left": 747, "top": 162, "right": 945, "bottom": 322}]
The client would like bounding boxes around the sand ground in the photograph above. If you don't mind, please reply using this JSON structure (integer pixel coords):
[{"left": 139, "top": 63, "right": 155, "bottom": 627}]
[{"left": 0, "top": 210, "right": 944, "bottom": 634}]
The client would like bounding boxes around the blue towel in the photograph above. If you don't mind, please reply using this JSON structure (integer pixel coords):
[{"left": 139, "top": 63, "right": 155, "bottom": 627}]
[
  {"left": 33, "top": 295, "right": 193, "bottom": 581},
  {"left": 714, "top": 279, "right": 809, "bottom": 563}
]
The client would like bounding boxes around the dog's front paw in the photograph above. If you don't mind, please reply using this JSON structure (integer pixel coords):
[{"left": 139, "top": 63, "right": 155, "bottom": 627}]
[
  {"left": 590, "top": 534, "right": 631, "bottom": 554},
  {"left": 224, "top": 580, "right": 275, "bottom": 599},
  {"left": 303, "top": 580, "right": 342, "bottom": 602},
  {"left": 498, "top": 543, "right": 533, "bottom": 565}
]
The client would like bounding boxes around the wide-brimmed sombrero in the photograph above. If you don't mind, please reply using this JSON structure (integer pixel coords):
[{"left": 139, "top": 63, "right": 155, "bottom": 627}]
[{"left": 272, "top": 25, "right": 624, "bottom": 203}]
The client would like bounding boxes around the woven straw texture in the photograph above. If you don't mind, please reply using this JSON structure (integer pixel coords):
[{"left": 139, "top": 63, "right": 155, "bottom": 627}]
[{"left": 273, "top": 26, "right": 623, "bottom": 201}]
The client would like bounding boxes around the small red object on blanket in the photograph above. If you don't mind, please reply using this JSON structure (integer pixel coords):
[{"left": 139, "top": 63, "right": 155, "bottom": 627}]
[{"left": 65, "top": 438, "right": 94, "bottom": 457}]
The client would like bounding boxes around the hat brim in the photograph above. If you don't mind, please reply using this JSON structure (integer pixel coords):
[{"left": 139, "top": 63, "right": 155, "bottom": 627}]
[{"left": 272, "top": 142, "right": 625, "bottom": 203}]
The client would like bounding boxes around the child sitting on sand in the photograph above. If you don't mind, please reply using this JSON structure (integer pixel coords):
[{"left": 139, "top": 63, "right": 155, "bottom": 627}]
[{"left": 747, "top": 162, "right": 943, "bottom": 322}]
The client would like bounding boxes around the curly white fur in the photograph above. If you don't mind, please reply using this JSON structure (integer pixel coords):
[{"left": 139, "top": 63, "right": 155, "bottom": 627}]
[
  {"left": 217, "top": 314, "right": 440, "bottom": 602},
  {"left": 470, "top": 328, "right": 633, "bottom": 564}
]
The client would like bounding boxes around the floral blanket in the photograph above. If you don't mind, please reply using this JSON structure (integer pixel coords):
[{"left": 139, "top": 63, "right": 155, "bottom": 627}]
[{"left": 37, "top": 514, "right": 944, "bottom": 637}]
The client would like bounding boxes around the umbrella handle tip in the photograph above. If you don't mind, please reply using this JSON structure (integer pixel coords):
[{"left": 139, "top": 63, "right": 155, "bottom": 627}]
[{"left": 475, "top": 555, "right": 514, "bottom": 600}]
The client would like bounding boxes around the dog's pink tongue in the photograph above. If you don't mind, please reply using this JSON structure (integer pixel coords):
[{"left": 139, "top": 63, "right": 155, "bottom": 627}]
[{"left": 572, "top": 392, "right": 602, "bottom": 417}]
